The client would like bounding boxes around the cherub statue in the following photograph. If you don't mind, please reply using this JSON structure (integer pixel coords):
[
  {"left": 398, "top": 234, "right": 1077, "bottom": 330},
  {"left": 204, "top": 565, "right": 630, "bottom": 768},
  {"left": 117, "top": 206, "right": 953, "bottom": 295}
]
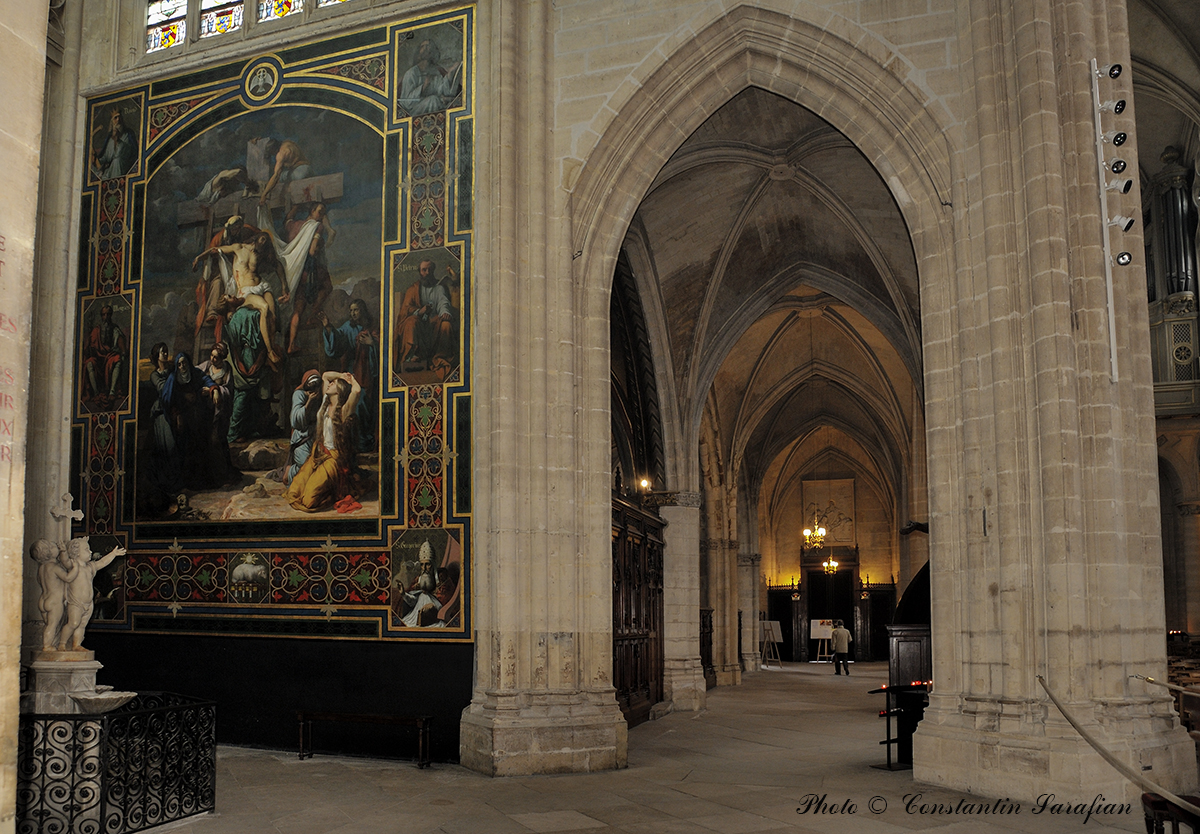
[
  {"left": 56, "top": 536, "right": 126, "bottom": 652},
  {"left": 30, "top": 539, "right": 76, "bottom": 651}
]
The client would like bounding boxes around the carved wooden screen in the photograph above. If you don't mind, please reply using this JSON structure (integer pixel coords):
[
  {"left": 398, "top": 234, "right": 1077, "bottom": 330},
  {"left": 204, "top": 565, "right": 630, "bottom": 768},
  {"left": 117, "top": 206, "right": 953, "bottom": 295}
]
[{"left": 612, "top": 495, "right": 664, "bottom": 727}]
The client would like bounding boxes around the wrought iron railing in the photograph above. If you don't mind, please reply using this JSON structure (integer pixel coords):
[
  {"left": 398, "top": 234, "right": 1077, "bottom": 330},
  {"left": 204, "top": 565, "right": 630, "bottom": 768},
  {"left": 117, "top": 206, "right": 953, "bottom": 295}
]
[{"left": 17, "top": 692, "right": 217, "bottom": 834}]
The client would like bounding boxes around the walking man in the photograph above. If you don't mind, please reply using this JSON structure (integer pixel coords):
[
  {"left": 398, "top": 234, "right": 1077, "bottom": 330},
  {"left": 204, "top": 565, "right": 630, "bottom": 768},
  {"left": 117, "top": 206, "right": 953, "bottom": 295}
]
[{"left": 831, "top": 619, "right": 853, "bottom": 675}]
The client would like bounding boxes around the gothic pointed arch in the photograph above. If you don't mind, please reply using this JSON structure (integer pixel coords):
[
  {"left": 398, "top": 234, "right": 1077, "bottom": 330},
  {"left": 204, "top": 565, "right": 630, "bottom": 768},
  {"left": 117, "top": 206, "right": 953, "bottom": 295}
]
[{"left": 571, "top": 3, "right": 956, "bottom": 490}]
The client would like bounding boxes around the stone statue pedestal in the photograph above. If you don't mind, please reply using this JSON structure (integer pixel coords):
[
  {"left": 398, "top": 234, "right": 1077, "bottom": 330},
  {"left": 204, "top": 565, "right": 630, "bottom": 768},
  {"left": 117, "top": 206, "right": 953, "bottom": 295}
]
[
  {"left": 34, "top": 648, "right": 95, "bottom": 662},
  {"left": 20, "top": 656, "right": 135, "bottom": 715}
]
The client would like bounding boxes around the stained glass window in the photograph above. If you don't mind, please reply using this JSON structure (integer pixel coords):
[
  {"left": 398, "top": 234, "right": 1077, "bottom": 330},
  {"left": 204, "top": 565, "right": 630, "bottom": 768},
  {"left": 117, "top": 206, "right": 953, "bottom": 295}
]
[
  {"left": 146, "top": 0, "right": 186, "bottom": 52},
  {"left": 258, "top": 0, "right": 302, "bottom": 22},
  {"left": 147, "top": 0, "right": 341, "bottom": 54},
  {"left": 199, "top": 0, "right": 244, "bottom": 38},
  {"left": 147, "top": 0, "right": 185, "bottom": 25}
]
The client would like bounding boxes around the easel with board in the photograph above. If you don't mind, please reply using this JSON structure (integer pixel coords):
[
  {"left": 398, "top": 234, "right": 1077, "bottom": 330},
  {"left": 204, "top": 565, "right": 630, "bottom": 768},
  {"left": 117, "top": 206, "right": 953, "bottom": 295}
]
[
  {"left": 812, "top": 619, "right": 834, "bottom": 662},
  {"left": 761, "top": 620, "right": 782, "bottom": 668}
]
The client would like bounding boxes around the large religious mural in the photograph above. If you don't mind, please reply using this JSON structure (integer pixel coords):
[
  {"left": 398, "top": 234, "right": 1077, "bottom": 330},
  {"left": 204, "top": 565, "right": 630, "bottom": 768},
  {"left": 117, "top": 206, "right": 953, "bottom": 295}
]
[{"left": 73, "top": 7, "right": 474, "bottom": 642}]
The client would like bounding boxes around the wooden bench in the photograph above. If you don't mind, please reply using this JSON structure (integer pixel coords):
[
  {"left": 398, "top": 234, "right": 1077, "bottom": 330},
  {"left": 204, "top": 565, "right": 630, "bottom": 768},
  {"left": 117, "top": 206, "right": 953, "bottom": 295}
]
[{"left": 296, "top": 711, "right": 432, "bottom": 768}]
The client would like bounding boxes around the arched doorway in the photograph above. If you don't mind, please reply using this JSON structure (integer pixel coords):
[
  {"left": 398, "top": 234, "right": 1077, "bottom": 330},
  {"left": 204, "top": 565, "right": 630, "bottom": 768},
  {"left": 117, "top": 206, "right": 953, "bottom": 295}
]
[
  {"left": 611, "top": 84, "right": 928, "bottom": 687},
  {"left": 577, "top": 7, "right": 954, "bottom": 724}
]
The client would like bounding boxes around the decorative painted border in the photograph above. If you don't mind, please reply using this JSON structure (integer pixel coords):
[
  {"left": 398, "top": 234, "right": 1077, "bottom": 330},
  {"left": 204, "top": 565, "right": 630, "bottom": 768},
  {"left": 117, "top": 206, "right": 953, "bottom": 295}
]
[{"left": 76, "top": 6, "right": 475, "bottom": 643}]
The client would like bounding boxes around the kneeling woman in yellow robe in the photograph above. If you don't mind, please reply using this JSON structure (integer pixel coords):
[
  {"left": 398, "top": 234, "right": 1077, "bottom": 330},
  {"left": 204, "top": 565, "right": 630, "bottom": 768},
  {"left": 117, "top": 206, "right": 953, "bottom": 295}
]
[{"left": 285, "top": 371, "right": 361, "bottom": 512}]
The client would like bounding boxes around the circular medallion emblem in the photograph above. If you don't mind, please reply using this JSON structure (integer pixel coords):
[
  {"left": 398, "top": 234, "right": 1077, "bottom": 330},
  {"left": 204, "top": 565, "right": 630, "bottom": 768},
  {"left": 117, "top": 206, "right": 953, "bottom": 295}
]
[{"left": 242, "top": 58, "right": 282, "bottom": 106}]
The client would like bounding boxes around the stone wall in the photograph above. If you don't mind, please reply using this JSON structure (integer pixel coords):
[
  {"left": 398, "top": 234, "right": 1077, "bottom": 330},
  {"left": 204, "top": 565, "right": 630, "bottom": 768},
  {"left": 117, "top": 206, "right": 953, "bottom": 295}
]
[{"left": 0, "top": 1, "right": 49, "bottom": 827}]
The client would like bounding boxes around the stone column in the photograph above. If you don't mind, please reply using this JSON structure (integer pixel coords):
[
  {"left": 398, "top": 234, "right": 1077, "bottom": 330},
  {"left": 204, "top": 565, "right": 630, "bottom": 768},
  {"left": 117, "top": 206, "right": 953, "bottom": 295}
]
[
  {"left": 657, "top": 493, "right": 705, "bottom": 712},
  {"left": 22, "top": 0, "right": 83, "bottom": 661},
  {"left": 737, "top": 553, "right": 761, "bottom": 669},
  {"left": 914, "top": 0, "right": 1196, "bottom": 800},
  {"left": 458, "top": 0, "right": 626, "bottom": 775},
  {"left": 709, "top": 538, "right": 740, "bottom": 685},
  {"left": 0, "top": 1, "right": 51, "bottom": 828},
  {"left": 1158, "top": 423, "right": 1200, "bottom": 634},
  {"left": 1176, "top": 505, "right": 1200, "bottom": 633}
]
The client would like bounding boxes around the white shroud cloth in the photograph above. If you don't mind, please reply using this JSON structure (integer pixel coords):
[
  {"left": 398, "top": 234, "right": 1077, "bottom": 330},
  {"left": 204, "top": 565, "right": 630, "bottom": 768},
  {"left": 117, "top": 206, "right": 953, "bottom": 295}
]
[{"left": 256, "top": 204, "right": 321, "bottom": 300}]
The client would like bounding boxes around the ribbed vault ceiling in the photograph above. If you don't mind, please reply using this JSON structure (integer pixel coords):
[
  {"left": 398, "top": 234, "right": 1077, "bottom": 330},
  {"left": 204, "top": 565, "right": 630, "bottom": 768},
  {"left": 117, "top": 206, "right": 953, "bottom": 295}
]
[
  {"left": 626, "top": 87, "right": 922, "bottom": 508},
  {"left": 1130, "top": 0, "right": 1200, "bottom": 177}
]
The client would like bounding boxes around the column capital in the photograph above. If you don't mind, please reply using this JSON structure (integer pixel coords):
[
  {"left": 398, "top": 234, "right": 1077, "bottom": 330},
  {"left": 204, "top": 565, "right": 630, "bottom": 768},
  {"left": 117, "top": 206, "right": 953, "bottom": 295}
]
[{"left": 737, "top": 552, "right": 761, "bottom": 567}]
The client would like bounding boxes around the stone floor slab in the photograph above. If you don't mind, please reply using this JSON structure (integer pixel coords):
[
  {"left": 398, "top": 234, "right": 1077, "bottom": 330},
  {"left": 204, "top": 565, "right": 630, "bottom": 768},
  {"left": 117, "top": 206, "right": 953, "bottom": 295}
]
[{"left": 507, "top": 809, "right": 608, "bottom": 831}]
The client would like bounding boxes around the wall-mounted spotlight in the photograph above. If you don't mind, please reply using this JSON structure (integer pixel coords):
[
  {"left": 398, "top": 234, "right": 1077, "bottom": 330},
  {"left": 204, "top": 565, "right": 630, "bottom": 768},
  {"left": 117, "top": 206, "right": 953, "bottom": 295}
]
[{"left": 1092, "top": 56, "right": 1131, "bottom": 382}]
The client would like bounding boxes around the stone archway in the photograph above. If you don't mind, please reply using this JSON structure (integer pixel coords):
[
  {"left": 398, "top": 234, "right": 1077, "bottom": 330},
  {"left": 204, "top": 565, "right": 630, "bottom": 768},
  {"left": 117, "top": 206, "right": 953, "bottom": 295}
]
[
  {"left": 569, "top": 4, "right": 957, "bottom": 531},
  {"left": 566, "top": 0, "right": 1198, "bottom": 801},
  {"left": 569, "top": 1, "right": 956, "bottom": 723}
]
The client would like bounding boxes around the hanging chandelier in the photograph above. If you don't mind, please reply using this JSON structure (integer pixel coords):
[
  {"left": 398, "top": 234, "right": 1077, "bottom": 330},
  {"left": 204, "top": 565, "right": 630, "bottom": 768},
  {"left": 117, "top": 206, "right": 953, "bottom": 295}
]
[
  {"left": 822, "top": 556, "right": 839, "bottom": 575},
  {"left": 802, "top": 517, "right": 826, "bottom": 550}
]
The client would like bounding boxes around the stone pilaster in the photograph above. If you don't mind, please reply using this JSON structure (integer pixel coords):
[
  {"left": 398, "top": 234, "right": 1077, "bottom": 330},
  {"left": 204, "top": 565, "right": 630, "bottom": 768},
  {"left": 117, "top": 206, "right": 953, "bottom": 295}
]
[
  {"left": 913, "top": 0, "right": 1196, "bottom": 801},
  {"left": 0, "top": 1, "right": 51, "bottom": 829},
  {"left": 1177, "top": 503, "right": 1200, "bottom": 634},
  {"left": 1156, "top": 423, "right": 1200, "bottom": 633},
  {"left": 702, "top": 536, "right": 741, "bottom": 685},
  {"left": 717, "top": 539, "right": 741, "bottom": 684},
  {"left": 459, "top": 0, "right": 626, "bottom": 775},
  {"left": 737, "top": 553, "right": 762, "bottom": 669},
  {"left": 657, "top": 494, "right": 705, "bottom": 712},
  {"left": 22, "top": 0, "right": 83, "bottom": 663}
]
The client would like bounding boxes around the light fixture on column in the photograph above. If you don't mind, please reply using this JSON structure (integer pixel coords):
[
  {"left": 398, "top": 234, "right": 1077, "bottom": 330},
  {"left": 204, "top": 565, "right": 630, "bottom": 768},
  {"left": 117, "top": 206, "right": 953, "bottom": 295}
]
[{"left": 1091, "top": 56, "right": 1135, "bottom": 382}]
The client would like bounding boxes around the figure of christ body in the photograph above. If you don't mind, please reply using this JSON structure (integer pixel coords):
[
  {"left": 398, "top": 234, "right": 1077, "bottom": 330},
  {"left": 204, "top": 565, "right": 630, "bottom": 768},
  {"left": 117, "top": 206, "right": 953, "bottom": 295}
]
[
  {"left": 192, "top": 216, "right": 260, "bottom": 345},
  {"left": 197, "top": 232, "right": 287, "bottom": 366}
]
